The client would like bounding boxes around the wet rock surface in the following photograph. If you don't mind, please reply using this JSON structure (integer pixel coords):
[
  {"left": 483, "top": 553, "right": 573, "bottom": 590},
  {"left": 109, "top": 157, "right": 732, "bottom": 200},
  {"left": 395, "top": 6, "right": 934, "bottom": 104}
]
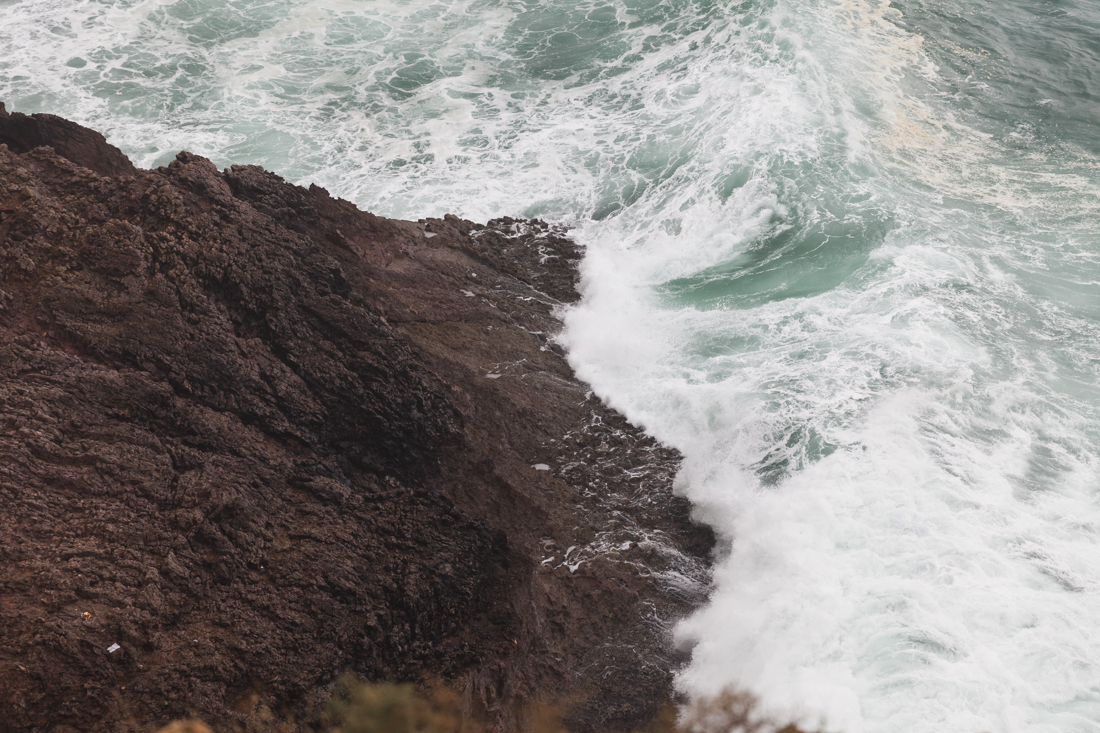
[{"left": 0, "top": 109, "right": 713, "bottom": 733}]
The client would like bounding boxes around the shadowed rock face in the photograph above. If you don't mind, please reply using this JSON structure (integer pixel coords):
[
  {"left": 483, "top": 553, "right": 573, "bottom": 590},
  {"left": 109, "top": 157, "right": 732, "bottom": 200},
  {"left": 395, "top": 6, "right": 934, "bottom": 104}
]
[
  {"left": 0, "top": 103, "right": 137, "bottom": 179},
  {"left": 0, "top": 110, "right": 713, "bottom": 733}
]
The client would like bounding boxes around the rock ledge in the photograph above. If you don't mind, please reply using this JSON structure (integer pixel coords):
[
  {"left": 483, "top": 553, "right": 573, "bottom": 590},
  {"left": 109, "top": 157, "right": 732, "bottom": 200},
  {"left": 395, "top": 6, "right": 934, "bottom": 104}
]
[{"left": 0, "top": 105, "right": 713, "bottom": 733}]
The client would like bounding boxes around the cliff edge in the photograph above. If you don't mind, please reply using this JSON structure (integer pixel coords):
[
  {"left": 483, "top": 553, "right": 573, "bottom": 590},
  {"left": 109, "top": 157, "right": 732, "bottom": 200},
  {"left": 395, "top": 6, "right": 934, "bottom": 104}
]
[{"left": 0, "top": 103, "right": 713, "bottom": 733}]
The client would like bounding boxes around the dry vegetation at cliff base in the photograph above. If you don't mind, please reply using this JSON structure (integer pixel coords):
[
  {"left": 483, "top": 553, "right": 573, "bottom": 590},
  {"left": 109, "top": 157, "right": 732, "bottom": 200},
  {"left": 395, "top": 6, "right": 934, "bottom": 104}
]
[{"left": 157, "top": 680, "right": 814, "bottom": 733}]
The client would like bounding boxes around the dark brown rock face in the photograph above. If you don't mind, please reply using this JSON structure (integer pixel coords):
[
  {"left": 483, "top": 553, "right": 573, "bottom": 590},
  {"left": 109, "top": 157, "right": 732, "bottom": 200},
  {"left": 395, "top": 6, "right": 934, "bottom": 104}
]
[
  {"left": 0, "top": 110, "right": 712, "bottom": 733},
  {"left": 0, "top": 103, "right": 137, "bottom": 179}
]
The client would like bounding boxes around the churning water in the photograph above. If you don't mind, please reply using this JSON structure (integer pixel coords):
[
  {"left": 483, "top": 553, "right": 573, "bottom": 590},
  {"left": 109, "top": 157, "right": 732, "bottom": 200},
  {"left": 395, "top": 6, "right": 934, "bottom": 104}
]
[{"left": 4, "top": 0, "right": 1100, "bottom": 730}]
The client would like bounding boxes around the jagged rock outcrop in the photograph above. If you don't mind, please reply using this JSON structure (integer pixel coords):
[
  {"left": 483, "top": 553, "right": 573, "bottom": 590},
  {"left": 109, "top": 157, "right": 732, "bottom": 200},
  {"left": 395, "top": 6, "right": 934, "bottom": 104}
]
[
  {"left": 0, "top": 105, "right": 713, "bottom": 733},
  {"left": 0, "top": 103, "right": 136, "bottom": 179}
]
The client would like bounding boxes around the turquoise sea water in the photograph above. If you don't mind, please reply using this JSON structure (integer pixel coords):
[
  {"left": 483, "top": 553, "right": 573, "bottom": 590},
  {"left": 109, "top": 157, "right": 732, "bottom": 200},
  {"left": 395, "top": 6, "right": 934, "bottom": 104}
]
[{"left": 4, "top": 1, "right": 1100, "bottom": 730}]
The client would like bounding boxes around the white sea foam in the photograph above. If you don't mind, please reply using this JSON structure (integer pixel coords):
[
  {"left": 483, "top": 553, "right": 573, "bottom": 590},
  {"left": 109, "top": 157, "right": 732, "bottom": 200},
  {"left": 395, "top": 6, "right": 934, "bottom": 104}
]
[{"left": 562, "top": 2, "right": 1100, "bottom": 731}]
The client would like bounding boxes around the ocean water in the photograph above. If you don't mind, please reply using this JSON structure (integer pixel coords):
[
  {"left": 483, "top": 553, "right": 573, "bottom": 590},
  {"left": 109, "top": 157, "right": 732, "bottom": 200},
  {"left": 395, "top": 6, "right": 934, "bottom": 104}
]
[{"left": 3, "top": 0, "right": 1100, "bottom": 730}]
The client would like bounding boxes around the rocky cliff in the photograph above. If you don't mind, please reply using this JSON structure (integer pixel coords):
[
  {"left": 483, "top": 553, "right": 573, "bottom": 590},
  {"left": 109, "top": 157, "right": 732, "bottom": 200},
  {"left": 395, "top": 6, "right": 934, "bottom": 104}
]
[{"left": 0, "top": 104, "right": 713, "bottom": 733}]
